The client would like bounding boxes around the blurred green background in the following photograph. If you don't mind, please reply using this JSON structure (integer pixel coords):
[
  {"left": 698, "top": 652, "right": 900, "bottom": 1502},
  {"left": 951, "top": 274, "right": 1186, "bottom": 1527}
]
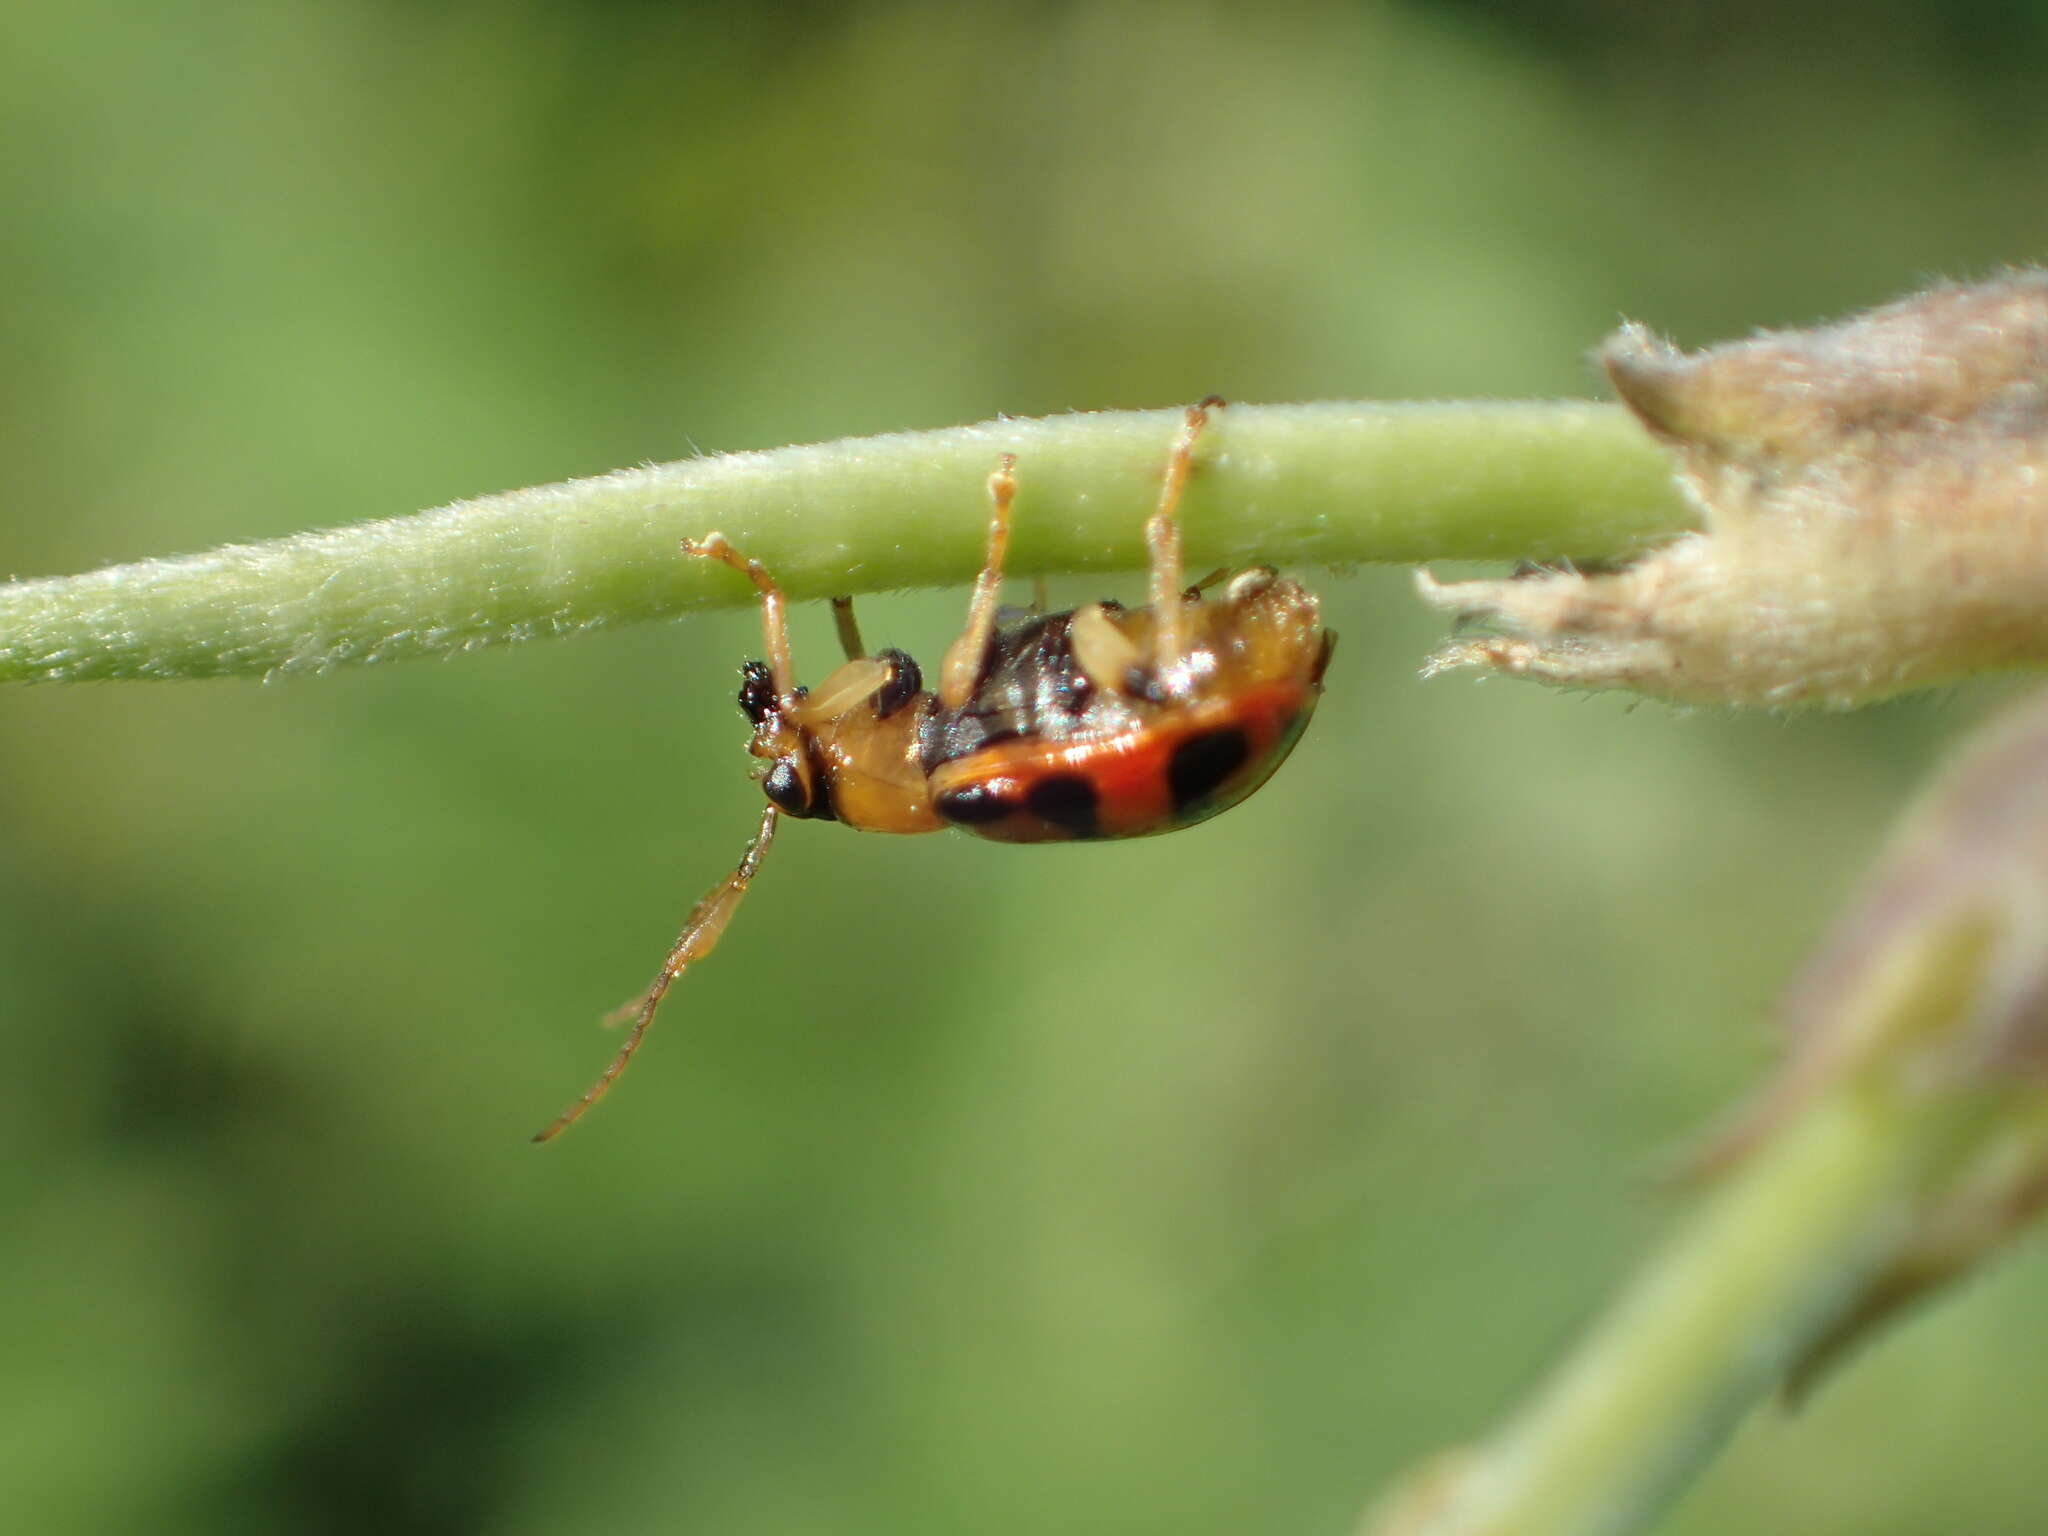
[{"left": 6, "top": 2, "right": 2048, "bottom": 1532}]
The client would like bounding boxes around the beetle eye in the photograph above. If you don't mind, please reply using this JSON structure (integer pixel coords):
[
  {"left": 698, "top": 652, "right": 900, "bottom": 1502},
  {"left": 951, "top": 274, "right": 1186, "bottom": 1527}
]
[{"left": 762, "top": 758, "right": 810, "bottom": 815}]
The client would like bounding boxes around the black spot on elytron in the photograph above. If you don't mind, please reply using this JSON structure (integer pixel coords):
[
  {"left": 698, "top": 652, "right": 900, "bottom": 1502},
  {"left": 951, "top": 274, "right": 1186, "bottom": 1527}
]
[
  {"left": 1023, "top": 773, "right": 1100, "bottom": 837},
  {"left": 738, "top": 660, "right": 776, "bottom": 725},
  {"left": 935, "top": 783, "right": 1015, "bottom": 826},
  {"left": 762, "top": 759, "right": 812, "bottom": 816},
  {"left": 1168, "top": 729, "right": 1251, "bottom": 814},
  {"left": 872, "top": 648, "right": 923, "bottom": 718}
]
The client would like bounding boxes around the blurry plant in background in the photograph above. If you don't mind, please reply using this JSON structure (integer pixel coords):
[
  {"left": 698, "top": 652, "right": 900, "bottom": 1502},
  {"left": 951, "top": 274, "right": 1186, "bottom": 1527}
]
[{"left": 10, "top": 2, "right": 2048, "bottom": 1533}]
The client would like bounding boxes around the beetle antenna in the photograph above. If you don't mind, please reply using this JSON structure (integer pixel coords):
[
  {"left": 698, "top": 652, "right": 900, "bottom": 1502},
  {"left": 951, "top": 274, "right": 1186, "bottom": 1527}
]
[{"left": 533, "top": 804, "right": 782, "bottom": 1143}]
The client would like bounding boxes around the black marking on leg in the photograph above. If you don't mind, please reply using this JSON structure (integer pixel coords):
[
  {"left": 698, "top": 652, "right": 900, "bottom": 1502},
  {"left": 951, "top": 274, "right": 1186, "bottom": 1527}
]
[
  {"left": 1023, "top": 773, "right": 1100, "bottom": 838},
  {"left": 1168, "top": 729, "right": 1251, "bottom": 815},
  {"left": 738, "top": 660, "right": 777, "bottom": 725},
  {"left": 873, "top": 648, "right": 923, "bottom": 718},
  {"left": 935, "top": 783, "right": 1015, "bottom": 826}
]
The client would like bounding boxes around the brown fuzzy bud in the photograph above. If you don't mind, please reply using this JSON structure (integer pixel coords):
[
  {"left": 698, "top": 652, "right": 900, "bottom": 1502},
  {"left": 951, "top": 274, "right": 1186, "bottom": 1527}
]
[{"left": 1419, "top": 273, "right": 2048, "bottom": 707}]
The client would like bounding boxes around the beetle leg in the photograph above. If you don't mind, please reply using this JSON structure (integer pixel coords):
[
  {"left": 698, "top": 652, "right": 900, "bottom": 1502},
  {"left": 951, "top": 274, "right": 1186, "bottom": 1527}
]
[
  {"left": 939, "top": 453, "right": 1018, "bottom": 708},
  {"left": 1146, "top": 396, "right": 1224, "bottom": 695},
  {"left": 830, "top": 595, "right": 867, "bottom": 662},
  {"left": 787, "top": 657, "right": 892, "bottom": 725},
  {"left": 533, "top": 803, "right": 781, "bottom": 1143},
  {"left": 685, "top": 533, "right": 796, "bottom": 703},
  {"left": 1070, "top": 601, "right": 1144, "bottom": 695}
]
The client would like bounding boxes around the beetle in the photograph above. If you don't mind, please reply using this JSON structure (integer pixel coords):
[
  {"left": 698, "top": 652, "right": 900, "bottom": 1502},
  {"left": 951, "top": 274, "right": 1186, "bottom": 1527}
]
[{"left": 535, "top": 399, "right": 1334, "bottom": 1140}]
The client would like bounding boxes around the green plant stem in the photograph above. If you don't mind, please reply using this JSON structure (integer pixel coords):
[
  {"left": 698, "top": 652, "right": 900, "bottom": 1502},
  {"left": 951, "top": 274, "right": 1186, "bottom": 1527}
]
[
  {"left": 0, "top": 401, "right": 1681, "bottom": 684},
  {"left": 1379, "top": 1088, "right": 1988, "bottom": 1535},
  {"left": 1364, "top": 1046, "right": 2014, "bottom": 1534}
]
